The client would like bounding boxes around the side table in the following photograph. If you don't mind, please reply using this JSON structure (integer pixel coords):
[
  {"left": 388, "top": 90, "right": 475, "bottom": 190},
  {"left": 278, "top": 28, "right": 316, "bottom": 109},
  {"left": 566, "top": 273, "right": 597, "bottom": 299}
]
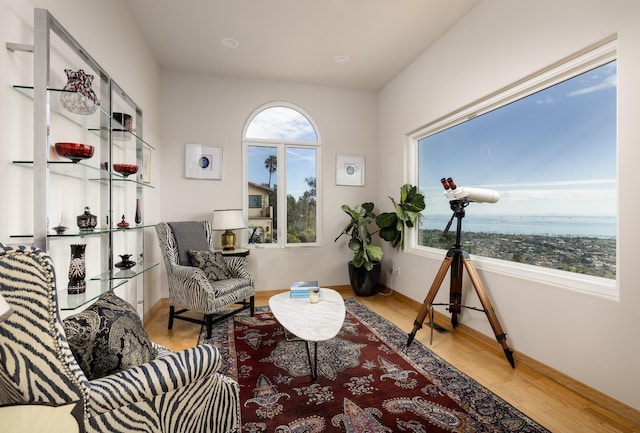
[{"left": 217, "top": 248, "right": 250, "bottom": 258}]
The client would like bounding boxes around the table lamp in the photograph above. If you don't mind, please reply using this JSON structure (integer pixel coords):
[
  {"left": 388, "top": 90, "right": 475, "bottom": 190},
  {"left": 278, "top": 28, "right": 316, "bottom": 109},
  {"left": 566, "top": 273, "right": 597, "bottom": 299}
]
[
  {"left": 212, "top": 209, "right": 246, "bottom": 250},
  {"left": 0, "top": 293, "right": 14, "bottom": 323}
]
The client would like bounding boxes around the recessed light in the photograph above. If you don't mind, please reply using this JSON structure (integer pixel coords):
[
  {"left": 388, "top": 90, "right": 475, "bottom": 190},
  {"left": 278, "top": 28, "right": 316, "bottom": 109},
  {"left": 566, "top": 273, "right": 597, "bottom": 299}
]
[
  {"left": 221, "top": 38, "right": 239, "bottom": 49},
  {"left": 334, "top": 55, "right": 350, "bottom": 64}
]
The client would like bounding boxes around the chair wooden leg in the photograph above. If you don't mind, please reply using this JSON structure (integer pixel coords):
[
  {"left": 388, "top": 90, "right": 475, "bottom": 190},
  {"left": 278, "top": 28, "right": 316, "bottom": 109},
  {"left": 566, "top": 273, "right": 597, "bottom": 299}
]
[
  {"left": 250, "top": 295, "right": 255, "bottom": 317},
  {"left": 205, "top": 314, "right": 213, "bottom": 339},
  {"left": 168, "top": 306, "right": 175, "bottom": 330}
]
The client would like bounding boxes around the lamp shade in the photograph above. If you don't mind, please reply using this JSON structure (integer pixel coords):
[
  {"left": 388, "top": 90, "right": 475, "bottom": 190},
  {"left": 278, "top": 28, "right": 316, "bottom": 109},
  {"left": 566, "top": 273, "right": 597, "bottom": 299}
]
[
  {"left": 0, "top": 293, "right": 14, "bottom": 323},
  {"left": 212, "top": 209, "right": 246, "bottom": 231}
]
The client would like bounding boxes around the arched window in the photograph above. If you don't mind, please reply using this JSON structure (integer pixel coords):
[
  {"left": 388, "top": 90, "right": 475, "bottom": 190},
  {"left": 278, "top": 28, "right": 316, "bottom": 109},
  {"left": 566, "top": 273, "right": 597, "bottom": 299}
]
[{"left": 243, "top": 104, "right": 321, "bottom": 247}]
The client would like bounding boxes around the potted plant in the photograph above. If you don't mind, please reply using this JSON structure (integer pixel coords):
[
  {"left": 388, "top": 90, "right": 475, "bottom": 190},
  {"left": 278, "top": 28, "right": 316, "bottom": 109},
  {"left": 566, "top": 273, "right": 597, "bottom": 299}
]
[{"left": 335, "top": 184, "right": 425, "bottom": 296}]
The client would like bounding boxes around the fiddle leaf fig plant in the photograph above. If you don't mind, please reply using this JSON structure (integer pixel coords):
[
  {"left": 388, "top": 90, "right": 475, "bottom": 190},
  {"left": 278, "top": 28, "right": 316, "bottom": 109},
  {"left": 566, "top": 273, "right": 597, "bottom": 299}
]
[
  {"left": 335, "top": 202, "right": 383, "bottom": 271},
  {"left": 376, "top": 183, "right": 426, "bottom": 249},
  {"left": 335, "top": 184, "right": 426, "bottom": 270}
]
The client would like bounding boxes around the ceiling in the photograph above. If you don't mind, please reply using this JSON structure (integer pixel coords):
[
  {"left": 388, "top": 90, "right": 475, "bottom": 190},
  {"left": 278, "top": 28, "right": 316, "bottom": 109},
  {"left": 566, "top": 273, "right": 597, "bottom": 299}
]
[{"left": 124, "top": 0, "right": 480, "bottom": 92}]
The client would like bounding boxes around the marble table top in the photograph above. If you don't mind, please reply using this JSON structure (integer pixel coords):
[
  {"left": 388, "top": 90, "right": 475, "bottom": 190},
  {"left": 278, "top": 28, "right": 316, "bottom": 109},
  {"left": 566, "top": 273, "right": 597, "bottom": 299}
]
[{"left": 269, "top": 288, "right": 346, "bottom": 342}]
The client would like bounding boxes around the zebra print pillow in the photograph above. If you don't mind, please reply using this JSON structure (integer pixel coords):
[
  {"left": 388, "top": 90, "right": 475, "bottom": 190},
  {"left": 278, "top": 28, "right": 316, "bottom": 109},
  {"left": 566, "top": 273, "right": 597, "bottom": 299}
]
[
  {"left": 189, "top": 250, "right": 232, "bottom": 282},
  {"left": 63, "top": 292, "right": 157, "bottom": 380}
]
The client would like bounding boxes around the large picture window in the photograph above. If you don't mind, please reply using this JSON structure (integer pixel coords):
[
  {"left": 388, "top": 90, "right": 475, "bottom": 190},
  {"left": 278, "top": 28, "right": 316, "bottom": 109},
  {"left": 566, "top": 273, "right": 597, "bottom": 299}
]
[
  {"left": 244, "top": 104, "right": 321, "bottom": 247},
  {"left": 414, "top": 47, "right": 616, "bottom": 282}
]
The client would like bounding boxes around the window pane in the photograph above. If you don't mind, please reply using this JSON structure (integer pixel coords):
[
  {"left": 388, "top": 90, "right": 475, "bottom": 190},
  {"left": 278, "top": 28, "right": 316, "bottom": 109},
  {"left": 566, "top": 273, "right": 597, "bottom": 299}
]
[
  {"left": 246, "top": 106, "right": 318, "bottom": 142},
  {"left": 286, "top": 147, "right": 317, "bottom": 243},
  {"left": 247, "top": 145, "right": 277, "bottom": 244},
  {"left": 418, "top": 61, "right": 617, "bottom": 279}
]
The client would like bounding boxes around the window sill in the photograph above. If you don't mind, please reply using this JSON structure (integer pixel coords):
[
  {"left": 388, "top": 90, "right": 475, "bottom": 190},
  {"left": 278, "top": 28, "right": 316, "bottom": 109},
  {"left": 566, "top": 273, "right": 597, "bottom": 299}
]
[{"left": 409, "top": 246, "right": 618, "bottom": 299}]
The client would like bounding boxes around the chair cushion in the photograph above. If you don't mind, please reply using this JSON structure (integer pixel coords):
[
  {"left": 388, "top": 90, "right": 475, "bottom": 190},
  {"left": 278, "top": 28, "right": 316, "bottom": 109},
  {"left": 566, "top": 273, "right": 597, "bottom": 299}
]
[
  {"left": 63, "top": 292, "right": 157, "bottom": 380},
  {"left": 168, "top": 221, "right": 210, "bottom": 265},
  {"left": 189, "top": 250, "right": 232, "bottom": 282}
]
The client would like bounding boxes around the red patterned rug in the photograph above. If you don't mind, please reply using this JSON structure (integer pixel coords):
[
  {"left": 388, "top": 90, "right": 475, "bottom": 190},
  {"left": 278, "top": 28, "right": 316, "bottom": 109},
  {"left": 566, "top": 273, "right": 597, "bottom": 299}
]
[{"left": 200, "top": 298, "right": 549, "bottom": 432}]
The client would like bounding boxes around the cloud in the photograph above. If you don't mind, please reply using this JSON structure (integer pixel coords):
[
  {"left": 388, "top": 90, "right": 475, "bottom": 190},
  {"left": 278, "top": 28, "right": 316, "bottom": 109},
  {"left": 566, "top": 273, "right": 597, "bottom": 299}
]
[
  {"left": 569, "top": 74, "right": 617, "bottom": 97},
  {"left": 246, "top": 106, "right": 317, "bottom": 142}
]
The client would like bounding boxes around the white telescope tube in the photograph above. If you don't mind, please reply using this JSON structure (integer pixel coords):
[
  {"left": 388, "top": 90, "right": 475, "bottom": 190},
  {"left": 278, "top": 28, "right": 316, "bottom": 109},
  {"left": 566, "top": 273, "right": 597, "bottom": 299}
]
[{"left": 450, "top": 186, "right": 500, "bottom": 203}]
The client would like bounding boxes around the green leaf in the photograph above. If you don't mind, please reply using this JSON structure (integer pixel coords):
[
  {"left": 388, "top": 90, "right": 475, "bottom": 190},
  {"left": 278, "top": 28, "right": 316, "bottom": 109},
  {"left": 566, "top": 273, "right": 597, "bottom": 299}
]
[
  {"left": 348, "top": 238, "right": 362, "bottom": 252},
  {"left": 365, "top": 244, "right": 384, "bottom": 261},
  {"left": 375, "top": 212, "right": 396, "bottom": 229}
]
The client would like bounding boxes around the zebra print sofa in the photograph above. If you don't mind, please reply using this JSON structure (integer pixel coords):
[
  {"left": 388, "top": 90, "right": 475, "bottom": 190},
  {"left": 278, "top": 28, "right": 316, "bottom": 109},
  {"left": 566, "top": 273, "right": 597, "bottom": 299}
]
[
  {"left": 155, "top": 221, "right": 255, "bottom": 339},
  {"left": 0, "top": 244, "right": 240, "bottom": 432}
]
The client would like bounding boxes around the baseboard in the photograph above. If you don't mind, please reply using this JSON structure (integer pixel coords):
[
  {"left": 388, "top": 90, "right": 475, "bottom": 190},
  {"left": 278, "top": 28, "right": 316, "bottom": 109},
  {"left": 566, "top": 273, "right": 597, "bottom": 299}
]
[
  {"left": 144, "top": 297, "right": 169, "bottom": 325},
  {"left": 389, "top": 289, "right": 640, "bottom": 425}
]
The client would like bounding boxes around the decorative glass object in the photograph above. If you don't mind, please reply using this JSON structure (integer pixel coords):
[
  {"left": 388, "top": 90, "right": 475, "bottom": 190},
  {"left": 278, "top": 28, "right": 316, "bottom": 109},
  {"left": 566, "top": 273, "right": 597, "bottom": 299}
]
[
  {"left": 134, "top": 199, "right": 141, "bottom": 225},
  {"left": 115, "top": 254, "right": 136, "bottom": 270},
  {"left": 60, "top": 69, "right": 100, "bottom": 115},
  {"left": 77, "top": 206, "right": 97, "bottom": 231},
  {"left": 117, "top": 215, "right": 129, "bottom": 228},
  {"left": 68, "top": 244, "right": 86, "bottom": 294}
]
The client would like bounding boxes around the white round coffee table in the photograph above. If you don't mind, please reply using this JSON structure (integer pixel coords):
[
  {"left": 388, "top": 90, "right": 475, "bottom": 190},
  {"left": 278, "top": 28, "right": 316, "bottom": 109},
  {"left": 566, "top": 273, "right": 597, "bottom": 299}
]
[{"left": 269, "top": 288, "right": 346, "bottom": 380}]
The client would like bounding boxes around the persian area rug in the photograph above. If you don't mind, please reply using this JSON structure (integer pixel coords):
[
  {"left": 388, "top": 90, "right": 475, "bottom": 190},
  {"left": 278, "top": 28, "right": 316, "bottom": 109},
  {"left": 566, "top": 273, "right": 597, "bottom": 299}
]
[{"left": 200, "top": 298, "right": 549, "bottom": 433}]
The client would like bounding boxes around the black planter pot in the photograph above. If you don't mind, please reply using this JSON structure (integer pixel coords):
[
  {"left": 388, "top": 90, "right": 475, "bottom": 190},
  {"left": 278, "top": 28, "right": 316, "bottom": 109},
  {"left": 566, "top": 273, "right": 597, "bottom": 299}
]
[{"left": 348, "top": 261, "right": 381, "bottom": 297}]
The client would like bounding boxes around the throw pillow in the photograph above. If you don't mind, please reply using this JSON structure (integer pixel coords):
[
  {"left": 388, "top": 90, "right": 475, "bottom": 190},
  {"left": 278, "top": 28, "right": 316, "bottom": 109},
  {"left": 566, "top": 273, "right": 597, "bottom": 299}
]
[
  {"left": 189, "top": 250, "right": 232, "bottom": 281},
  {"left": 63, "top": 292, "right": 157, "bottom": 380}
]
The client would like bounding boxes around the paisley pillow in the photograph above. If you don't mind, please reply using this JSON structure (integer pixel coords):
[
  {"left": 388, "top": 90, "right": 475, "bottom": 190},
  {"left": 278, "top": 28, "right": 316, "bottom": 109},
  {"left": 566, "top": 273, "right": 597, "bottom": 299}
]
[
  {"left": 63, "top": 292, "right": 157, "bottom": 380},
  {"left": 189, "top": 250, "right": 232, "bottom": 281}
]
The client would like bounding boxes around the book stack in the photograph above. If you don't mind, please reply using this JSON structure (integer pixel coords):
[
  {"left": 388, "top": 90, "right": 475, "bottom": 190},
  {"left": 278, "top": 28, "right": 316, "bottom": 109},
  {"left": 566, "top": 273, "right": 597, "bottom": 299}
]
[{"left": 290, "top": 280, "right": 318, "bottom": 299}]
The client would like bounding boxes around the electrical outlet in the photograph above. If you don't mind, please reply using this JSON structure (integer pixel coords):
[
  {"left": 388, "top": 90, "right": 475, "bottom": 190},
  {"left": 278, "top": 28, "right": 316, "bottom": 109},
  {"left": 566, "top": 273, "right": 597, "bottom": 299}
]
[{"left": 392, "top": 266, "right": 400, "bottom": 276}]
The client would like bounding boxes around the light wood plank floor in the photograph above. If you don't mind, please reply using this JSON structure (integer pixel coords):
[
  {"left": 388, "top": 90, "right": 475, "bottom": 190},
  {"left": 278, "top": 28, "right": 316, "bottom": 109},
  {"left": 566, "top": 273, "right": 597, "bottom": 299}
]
[{"left": 145, "top": 287, "right": 640, "bottom": 433}]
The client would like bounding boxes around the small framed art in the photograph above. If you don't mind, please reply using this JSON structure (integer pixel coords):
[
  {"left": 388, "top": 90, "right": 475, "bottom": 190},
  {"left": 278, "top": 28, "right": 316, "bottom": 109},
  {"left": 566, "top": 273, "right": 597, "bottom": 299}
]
[
  {"left": 185, "top": 144, "right": 222, "bottom": 180},
  {"left": 336, "top": 154, "right": 365, "bottom": 186}
]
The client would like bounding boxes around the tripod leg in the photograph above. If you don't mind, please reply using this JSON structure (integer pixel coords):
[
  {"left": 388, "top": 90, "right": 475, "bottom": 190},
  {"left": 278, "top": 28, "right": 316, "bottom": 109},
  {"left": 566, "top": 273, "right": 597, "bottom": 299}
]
[
  {"left": 462, "top": 255, "right": 515, "bottom": 368},
  {"left": 407, "top": 254, "right": 452, "bottom": 347}
]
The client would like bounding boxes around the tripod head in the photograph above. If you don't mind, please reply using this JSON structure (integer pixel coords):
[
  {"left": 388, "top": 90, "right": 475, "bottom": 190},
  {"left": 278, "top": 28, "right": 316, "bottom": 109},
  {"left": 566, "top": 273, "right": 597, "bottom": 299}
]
[{"left": 442, "top": 199, "right": 469, "bottom": 245}]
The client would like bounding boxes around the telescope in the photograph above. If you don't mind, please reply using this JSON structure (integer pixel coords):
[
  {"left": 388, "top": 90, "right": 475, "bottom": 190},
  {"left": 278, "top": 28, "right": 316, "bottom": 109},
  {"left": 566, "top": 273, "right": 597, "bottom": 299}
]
[
  {"left": 407, "top": 176, "right": 515, "bottom": 368},
  {"left": 441, "top": 177, "right": 500, "bottom": 203}
]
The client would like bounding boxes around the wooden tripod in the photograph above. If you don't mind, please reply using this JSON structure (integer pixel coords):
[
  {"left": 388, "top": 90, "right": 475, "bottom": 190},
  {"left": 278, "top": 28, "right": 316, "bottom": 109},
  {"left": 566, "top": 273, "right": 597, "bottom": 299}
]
[{"left": 407, "top": 200, "right": 515, "bottom": 368}]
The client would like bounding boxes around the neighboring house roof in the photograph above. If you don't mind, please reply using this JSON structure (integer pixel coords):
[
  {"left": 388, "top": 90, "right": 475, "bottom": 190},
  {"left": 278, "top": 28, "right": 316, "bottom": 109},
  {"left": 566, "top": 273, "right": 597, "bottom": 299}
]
[{"left": 248, "top": 182, "right": 274, "bottom": 193}]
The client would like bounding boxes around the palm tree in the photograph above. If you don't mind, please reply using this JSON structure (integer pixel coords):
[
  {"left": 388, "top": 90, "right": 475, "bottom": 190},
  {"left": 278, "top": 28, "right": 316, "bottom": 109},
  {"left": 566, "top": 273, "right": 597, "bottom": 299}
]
[{"left": 264, "top": 155, "right": 277, "bottom": 188}]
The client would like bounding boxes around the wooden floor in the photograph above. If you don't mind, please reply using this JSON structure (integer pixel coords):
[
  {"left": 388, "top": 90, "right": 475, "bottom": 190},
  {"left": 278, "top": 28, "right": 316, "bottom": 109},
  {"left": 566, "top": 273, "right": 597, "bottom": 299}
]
[{"left": 145, "top": 287, "right": 640, "bottom": 433}]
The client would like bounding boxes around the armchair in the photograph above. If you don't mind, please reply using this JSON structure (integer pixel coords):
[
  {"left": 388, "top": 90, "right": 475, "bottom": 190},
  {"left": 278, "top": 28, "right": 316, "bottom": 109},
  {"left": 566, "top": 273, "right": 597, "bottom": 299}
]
[
  {"left": 155, "top": 221, "right": 255, "bottom": 339},
  {"left": 0, "top": 244, "right": 240, "bottom": 432}
]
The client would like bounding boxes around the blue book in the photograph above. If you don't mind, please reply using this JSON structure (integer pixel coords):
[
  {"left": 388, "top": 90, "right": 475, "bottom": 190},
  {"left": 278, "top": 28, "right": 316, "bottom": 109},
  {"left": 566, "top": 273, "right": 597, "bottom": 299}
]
[
  {"left": 291, "top": 280, "right": 318, "bottom": 289},
  {"left": 290, "top": 281, "right": 318, "bottom": 298}
]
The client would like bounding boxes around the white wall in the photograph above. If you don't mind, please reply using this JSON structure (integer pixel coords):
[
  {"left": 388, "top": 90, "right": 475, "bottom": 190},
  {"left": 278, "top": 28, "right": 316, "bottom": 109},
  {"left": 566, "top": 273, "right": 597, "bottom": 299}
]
[
  {"left": 378, "top": 0, "right": 640, "bottom": 411},
  {"left": 0, "top": 0, "right": 163, "bottom": 313},
  {"left": 157, "top": 70, "right": 377, "bottom": 292}
]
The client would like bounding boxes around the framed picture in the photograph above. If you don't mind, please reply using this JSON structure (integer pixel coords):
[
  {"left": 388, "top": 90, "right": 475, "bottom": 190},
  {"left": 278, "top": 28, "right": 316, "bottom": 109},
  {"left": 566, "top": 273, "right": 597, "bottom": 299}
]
[
  {"left": 142, "top": 147, "right": 151, "bottom": 183},
  {"left": 336, "top": 154, "right": 365, "bottom": 186},
  {"left": 185, "top": 144, "right": 222, "bottom": 180}
]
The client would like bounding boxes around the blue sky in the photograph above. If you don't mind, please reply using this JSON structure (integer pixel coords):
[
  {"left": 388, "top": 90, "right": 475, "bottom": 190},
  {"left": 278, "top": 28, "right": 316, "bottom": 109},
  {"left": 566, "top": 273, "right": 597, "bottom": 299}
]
[
  {"left": 246, "top": 107, "right": 318, "bottom": 198},
  {"left": 419, "top": 61, "right": 617, "bottom": 217}
]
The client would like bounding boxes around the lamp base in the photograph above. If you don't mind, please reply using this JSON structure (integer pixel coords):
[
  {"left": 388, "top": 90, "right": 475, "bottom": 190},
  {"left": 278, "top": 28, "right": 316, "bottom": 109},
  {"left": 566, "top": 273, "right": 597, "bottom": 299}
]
[{"left": 221, "top": 230, "right": 236, "bottom": 250}]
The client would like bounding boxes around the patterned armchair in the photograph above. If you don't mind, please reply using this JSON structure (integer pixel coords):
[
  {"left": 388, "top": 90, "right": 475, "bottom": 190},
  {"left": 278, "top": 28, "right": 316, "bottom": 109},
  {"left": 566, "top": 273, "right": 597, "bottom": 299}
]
[
  {"left": 155, "top": 221, "right": 255, "bottom": 339},
  {"left": 0, "top": 244, "right": 240, "bottom": 433}
]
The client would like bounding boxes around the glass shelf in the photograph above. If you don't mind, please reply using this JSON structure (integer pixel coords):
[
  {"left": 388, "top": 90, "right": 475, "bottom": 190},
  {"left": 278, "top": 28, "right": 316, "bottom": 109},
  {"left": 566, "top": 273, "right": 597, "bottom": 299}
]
[
  {"left": 13, "top": 85, "right": 108, "bottom": 130},
  {"left": 11, "top": 160, "right": 154, "bottom": 188},
  {"left": 59, "top": 262, "right": 159, "bottom": 310},
  {"left": 13, "top": 85, "right": 154, "bottom": 150},
  {"left": 10, "top": 224, "right": 155, "bottom": 239},
  {"left": 58, "top": 278, "right": 127, "bottom": 310},
  {"left": 13, "top": 160, "right": 107, "bottom": 180},
  {"left": 94, "top": 127, "right": 155, "bottom": 151},
  {"left": 91, "top": 262, "right": 159, "bottom": 281}
]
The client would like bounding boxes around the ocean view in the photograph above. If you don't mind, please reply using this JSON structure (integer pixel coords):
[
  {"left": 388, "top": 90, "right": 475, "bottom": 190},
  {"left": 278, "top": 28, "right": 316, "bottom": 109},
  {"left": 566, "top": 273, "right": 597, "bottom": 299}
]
[
  {"left": 419, "top": 215, "right": 617, "bottom": 279},
  {"left": 421, "top": 215, "right": 616, "bottom": 238}
]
